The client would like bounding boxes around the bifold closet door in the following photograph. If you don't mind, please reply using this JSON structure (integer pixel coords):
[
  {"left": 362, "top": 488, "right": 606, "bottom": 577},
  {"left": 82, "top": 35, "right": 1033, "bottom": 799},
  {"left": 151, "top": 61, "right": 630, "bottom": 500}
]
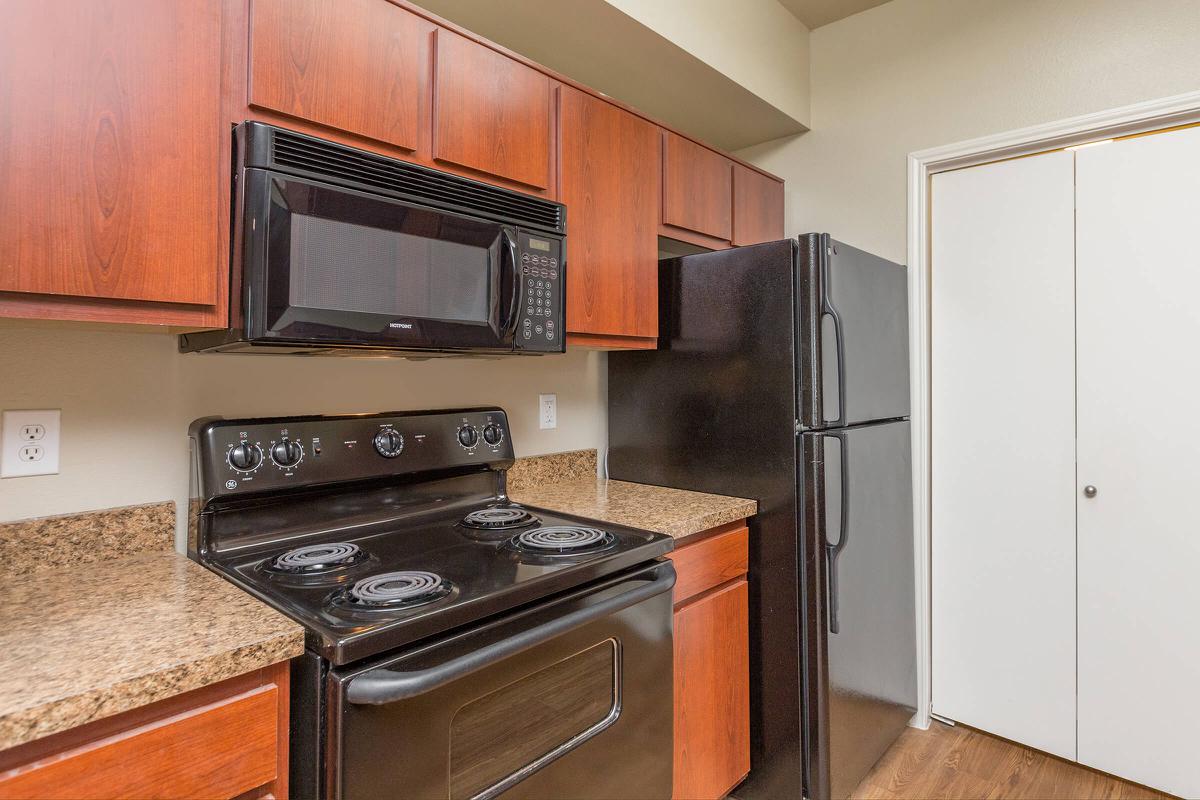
[
  {"left": 1076, "top": 127, "right": 1200, "bottom": 799},
  {"left": 930, "top": 151, "right": 1077, "bottom": 760}
]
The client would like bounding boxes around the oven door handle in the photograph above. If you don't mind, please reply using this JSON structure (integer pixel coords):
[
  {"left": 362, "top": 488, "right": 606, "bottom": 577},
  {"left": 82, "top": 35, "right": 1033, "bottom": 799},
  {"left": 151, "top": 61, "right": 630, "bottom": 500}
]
[{"left": 344, "top": 565, "right": 676, "bottom": 705}]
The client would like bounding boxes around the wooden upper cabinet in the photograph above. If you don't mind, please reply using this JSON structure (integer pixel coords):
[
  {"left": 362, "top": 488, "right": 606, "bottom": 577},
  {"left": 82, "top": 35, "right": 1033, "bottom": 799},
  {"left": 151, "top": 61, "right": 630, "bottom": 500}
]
[
  {"left": 248, "top": 0, "right": 427, "bottom": 151},
  {"left": 0, "top": 1, "right": 222, "bottom": 308},
  {"left": 662, "top": 131, "right": 733, "bottom": 242},
  {"left": 560, "top": 87, "right": 659, "bottom": 345},
  {"left": 733, "top": 164, "right": 785, "bottom": 246},
  {"left": 432, "top": 29, "right": 551, "bottom": 190}
]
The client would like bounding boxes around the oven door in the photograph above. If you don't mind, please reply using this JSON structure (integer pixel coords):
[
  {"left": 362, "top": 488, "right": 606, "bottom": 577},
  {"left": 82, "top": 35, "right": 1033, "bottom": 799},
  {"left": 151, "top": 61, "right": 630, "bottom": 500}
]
[
  {"left": 240, "top": 169, "right": 521, "bottom": 352},
  {"left": 327, "top": 561, "right": 675, "bottom": 800}
]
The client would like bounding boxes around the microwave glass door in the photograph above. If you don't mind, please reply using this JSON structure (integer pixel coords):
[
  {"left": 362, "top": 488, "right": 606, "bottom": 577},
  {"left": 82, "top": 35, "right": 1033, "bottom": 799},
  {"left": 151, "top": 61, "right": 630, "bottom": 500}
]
[{"left": 247, "top": 171, "right": 518, "bottom": 350}]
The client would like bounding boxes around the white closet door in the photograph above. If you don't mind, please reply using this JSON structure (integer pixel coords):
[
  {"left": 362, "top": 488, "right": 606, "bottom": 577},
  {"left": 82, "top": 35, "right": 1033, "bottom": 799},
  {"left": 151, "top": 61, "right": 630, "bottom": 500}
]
[
  {"left": 931, "top": 152, "right": 1077, "bottom": 759},
  {"left": 1077, "top": 127, "right": 1200, "bottom": 799}
]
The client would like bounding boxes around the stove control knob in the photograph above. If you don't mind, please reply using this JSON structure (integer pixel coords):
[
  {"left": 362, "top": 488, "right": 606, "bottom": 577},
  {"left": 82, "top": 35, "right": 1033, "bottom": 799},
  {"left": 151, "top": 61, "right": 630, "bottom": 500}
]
[
  {"left": 228, "top": 442, "right": 262, "bottom": 472},
  {"left": 271, "top": 438, "right": 303, "bottom": 468},
  {"left": 374, "top": 429, "right": 405, "bottom": 458},
  {"left": 482, "top": 423, "right": 504, "bottom": 446},
  {"left": 457, "top": 425, "right": 479, "bottom": 449}
]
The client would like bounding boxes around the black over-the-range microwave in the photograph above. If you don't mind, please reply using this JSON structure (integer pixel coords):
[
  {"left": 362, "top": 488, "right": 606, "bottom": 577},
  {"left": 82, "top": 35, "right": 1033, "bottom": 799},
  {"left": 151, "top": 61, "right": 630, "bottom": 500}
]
[{"left": 179, "top": 122, "right": 566, "bottom": 356}]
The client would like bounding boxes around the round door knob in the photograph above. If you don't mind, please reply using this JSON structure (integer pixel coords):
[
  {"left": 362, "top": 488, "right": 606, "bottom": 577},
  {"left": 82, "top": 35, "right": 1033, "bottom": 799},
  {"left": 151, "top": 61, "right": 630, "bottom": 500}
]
[
  {"left": 271, "top": 438, "right": 303, "bottom": 468},
  {"left": 1083, "top": 485, "right": 1098, "bottom": 498},
  {"left": 228, "top": 442, "right": 262, "bottom": 472},
  {"left": 373, "top": 429, "right": 405, "bottom": 458},
  {"left": 457, "top": 426, "right": 479, "bottom": 448},
  {"left": 482, "top": 423, "right": 504, "bottom": 446}
]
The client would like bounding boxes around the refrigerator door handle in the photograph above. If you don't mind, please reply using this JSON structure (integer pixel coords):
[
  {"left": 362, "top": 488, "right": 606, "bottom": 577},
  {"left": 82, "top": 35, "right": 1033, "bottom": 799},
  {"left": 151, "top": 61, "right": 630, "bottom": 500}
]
[
  {"left": 821, "top": 255, "right": 848, "bottom": 427},
  {"left": 823, "top": 432, "right": 850, "bottom": 634}
]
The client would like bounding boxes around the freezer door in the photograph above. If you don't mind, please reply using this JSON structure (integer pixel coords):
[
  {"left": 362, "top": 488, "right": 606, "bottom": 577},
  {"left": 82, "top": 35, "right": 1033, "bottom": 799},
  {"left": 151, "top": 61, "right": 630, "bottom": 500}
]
[
  {"left": 798, "top": 234, "right": 910, "bottom": 429},
  {"left": 803, "top": 420, "right": 917, "bottom": 800}
]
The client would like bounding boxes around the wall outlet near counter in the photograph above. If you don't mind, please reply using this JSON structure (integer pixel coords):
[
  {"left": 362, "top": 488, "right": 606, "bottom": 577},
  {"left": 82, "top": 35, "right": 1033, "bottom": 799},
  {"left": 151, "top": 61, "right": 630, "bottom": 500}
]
[
  {"left": 539, "top": 394, "right": 557, "bottom": 430},
  {"left": 2, "top": 409, "right": 61, "bottom": 478}
]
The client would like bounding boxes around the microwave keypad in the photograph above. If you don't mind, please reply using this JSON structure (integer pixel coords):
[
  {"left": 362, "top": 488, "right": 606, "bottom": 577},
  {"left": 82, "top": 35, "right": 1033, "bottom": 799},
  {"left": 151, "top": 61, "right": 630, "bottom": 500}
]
[{"left": 517, "top": 233, "right": 563, "bottom": 352}]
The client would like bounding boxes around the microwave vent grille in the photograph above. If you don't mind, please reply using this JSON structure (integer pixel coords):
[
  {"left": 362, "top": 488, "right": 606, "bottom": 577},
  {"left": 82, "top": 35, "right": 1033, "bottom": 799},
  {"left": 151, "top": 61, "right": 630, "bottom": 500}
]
[{"left": 269, "top": 131, "right": 563, "bottom": 233}]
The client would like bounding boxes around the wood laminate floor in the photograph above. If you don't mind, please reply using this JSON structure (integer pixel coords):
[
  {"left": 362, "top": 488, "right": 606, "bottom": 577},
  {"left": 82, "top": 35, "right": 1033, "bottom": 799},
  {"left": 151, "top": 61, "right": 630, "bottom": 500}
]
[{"left": 849, "top": 722, "right": 1175, "bottom": 800}]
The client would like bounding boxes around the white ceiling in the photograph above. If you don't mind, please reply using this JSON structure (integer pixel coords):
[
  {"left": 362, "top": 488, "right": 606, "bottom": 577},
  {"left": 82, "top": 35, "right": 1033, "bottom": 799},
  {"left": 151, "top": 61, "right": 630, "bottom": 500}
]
[{"left": 777, "top": 0, "right": 891, "bottom": 29}]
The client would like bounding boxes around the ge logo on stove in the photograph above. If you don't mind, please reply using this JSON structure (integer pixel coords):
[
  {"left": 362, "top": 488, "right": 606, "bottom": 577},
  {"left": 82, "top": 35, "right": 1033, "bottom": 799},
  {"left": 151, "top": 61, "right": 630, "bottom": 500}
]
[{"left": 225, "top": 479, "right": 238, "bottom": 490}]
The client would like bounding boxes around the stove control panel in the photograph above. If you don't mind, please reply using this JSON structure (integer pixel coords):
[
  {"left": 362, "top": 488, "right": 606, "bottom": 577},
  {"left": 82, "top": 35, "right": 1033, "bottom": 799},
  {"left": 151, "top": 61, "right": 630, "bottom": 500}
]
[{"left": 191, "top": 408, "right": 515, "bottom": 500}]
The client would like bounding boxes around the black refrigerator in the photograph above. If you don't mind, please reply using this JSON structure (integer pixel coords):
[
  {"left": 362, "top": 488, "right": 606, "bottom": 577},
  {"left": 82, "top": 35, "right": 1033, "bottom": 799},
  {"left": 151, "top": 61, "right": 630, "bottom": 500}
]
[{"left": 608, "top": 234, "right": 917, "bottom": 800}]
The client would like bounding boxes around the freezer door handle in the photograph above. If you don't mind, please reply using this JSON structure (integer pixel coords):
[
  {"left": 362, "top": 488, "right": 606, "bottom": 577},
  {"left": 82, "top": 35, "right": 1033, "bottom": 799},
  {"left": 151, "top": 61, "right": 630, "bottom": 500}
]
[
  {"left": 821, "top": 255, "right": 848, "bottom": 427},
  {"left": 823, "top": 432, "right": 850, "bottom": 633}
]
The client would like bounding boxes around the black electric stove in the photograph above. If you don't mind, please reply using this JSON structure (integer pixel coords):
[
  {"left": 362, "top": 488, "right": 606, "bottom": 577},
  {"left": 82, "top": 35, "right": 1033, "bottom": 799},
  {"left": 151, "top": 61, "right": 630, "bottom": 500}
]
[{"left": 188, "top": 408, "right": 676, "bottom": 800}]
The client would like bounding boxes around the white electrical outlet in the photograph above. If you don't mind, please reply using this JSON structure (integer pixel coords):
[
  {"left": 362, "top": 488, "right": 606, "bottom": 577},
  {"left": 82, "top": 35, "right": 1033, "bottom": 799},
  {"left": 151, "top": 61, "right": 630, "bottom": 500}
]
[
  {"left": 538, "top": 394, "right": 557, "bottom": 430},
  {"left": 2, "top": 409, "right": 61, "bottom": 478}
]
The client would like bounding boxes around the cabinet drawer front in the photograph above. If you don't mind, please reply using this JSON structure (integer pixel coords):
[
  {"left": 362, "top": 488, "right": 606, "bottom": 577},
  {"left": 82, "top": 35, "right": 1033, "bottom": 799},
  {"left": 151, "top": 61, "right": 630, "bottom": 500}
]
[
  {"left": 668, "top": 522, "right": 749, "bottom": 604},
  {"left": 433, "top": 30, "right": 551, "bottom": 189},
  {"left": 249, "top": 0, "right": 426, "bottom": 151},
  {"left": 0, "top": 686, "right": 278, "bottom": 800},
  {"left": 673, "top": 579, "right": 750, "bottom": 800},
  {"left": 662, "top": 132, "right": 732, "bottom": 241}
]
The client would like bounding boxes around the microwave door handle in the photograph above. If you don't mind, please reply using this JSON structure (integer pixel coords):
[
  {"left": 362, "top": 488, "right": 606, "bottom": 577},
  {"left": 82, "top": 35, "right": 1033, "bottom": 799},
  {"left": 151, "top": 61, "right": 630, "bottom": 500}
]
[
  {"left": 344, "top": 565, "right": 676, "bottom": 705},
  {"left": 501, "top": 226, "right": 522, "bottom": 336}
]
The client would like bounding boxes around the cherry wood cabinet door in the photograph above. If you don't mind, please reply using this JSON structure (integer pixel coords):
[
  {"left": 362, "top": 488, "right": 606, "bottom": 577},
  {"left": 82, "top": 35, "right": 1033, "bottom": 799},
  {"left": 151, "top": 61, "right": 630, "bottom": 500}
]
[
  {"left": 733, "top": 164, "right": 785, "bottom": 246},
  {"left": 560, "top": 87, "right": 659, "bottom": 344},
  {"left": 248, "top": 0, "right": 427, "bottom": 151},
  {"left": 0, "top": 1, "right": 222, "bottom": 307},
  {"left": 0, "top": 663, "right": 289, "bottom": 800},
  {"left": 662, "top": 131, "right": 733, "bottom": 243},
  {"left": 432, "top": 29, "right": 551, "bottom": 190},
  {"left": 673, "top": 580, "right": 751, "bottom": 800}
]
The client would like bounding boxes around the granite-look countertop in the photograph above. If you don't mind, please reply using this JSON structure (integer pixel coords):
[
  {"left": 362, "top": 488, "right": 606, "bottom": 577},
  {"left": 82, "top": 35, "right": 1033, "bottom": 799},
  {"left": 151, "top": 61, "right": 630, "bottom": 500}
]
[
  {"left": 511, "top": 478, "right": 757, "bottom": 540},
  {"left": 0, "top": 548, "right": 304, "bottom": 750}
]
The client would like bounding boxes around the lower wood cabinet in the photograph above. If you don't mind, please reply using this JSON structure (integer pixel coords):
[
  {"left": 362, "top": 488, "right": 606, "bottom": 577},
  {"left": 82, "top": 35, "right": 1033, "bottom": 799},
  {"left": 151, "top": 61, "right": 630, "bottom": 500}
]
[
  {"left": 668, "top": 521, "right": 750, "bottom": 800},
  {"left": 0, "top": 663, "right": 289, "bottom": 800}
]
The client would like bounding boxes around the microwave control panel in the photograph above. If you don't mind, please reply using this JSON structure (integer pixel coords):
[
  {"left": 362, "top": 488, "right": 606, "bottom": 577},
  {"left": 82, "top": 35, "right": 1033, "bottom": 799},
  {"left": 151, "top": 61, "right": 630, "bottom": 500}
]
[{"left": 516, "top": 231, "right": 564, "bottom": 353}]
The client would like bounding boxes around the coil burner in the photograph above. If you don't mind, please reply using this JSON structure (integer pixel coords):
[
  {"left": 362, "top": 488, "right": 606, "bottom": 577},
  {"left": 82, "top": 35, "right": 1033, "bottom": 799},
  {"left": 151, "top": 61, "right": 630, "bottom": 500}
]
[
  {"left": 333, "top": 571, "right": 454, "bottom": 612},
  {"left": 461, "top": 506, "right": 540, "bottom": 530},
  {"left": 265, "top": 543, "right": 368, "bottom": 576},
  {"left": 509, "top": 526, "right": 617, "bottom": 557}
]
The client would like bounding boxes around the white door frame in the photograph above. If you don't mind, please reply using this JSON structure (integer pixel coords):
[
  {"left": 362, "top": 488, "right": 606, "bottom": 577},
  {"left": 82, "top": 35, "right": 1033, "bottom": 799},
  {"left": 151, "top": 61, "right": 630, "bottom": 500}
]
[{"left": 906, "top": 89, "right": 1200, "bottom": 730}]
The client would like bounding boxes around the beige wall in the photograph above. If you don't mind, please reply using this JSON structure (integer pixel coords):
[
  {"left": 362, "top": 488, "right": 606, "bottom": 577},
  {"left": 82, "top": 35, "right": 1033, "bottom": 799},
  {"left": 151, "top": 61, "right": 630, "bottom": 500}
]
[
  {"left": 605, "top": 0, "right": 811, "bottom": 125},
  {"left": 0, "top": 322, "right": 605, "bottom": 543},
  {"left": 738, "top": 0, "right": 1200, "bottom": 263}
]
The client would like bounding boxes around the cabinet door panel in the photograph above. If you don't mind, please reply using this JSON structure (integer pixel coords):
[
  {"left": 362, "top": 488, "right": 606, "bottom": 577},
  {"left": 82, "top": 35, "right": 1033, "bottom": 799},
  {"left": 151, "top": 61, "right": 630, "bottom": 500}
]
[
  {"left": 0, "top": 686, "right": 278, "bottom": 800},
  {"left": 1076, "top": 127, "right": 1200, "bottom": 800},
  {"left": 0, "top": 1, "right": 221, "bottom": 305},
  {"left": 732, "top": 165, "right": 784, "bottom": 245},
  {"left": 433, "top": 30, "right": 550, "bottom": 189},
  {"left": 248, "top": 0, "right": 426, "bottom": 151},
  {"left": 560, "top": 87, "right": 658, "bottom": 340},
  {"left": 930, "top": 151, "right": 1076, "bottom": 760},
  {"left": 673, "top": 580, "right": 750, "bottom": 800},
  {"left": 662, "top": 132, "right": 732, "bottom": 241}
]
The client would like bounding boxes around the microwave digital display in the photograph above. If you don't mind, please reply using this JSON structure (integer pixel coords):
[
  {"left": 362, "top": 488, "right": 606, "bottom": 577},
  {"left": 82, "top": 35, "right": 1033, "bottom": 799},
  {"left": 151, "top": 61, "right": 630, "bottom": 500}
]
[{"left": 528, "top": 238, "right": 551, "bottom": 252}]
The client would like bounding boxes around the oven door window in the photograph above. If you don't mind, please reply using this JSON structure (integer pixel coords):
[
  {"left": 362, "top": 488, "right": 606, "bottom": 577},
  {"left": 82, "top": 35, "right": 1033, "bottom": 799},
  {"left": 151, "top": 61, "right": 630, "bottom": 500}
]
[
  {"left": 449, "top": 640, "right": 619, "bottom": 800},
  {"left": 248, "top": 172, "right": 517, "bottom": 350}
]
